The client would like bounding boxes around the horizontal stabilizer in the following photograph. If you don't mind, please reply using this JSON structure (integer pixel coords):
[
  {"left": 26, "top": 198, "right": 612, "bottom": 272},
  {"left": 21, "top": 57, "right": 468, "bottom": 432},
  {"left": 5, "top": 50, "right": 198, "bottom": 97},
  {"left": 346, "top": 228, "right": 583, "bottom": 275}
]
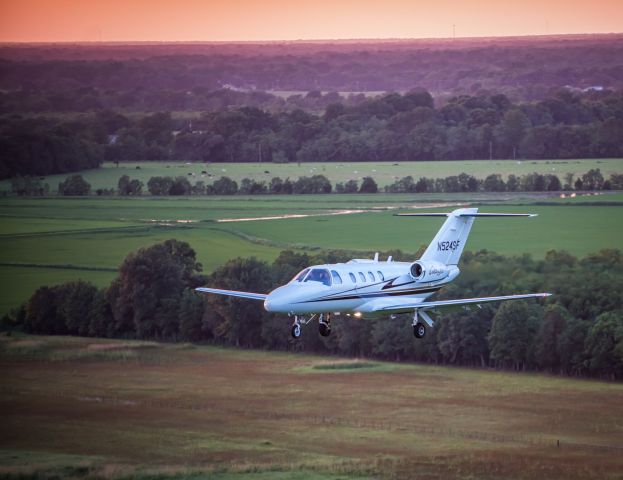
[
  {"left": 396, "top": 213, "right": 537, "bottom": 217},
  {"left": 195, "top": 287, "right": 267, "bottom": 301}
]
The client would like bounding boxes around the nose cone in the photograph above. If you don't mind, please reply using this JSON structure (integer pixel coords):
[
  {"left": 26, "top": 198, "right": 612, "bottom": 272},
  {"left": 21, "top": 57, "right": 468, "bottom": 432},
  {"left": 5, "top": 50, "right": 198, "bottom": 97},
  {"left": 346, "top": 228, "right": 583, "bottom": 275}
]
[{"left": 264, "top": 286, "right": 292, "bottom": 313}]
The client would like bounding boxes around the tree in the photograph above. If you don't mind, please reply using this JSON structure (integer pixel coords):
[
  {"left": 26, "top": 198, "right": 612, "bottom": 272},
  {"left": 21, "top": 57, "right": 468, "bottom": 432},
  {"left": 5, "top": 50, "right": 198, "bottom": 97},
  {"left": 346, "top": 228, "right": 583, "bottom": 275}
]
[
  {"left": 557, "top": 316, "right": 589, "bottom": 376},
  {"left": 179, "top": 288, "right": 206, "bottom": 341},
  {"left": 359, "top": 176, "right": 378, "bottom": 193},
  {"left": 496, "top": 109, "right": 530, "bottom": 158},
  {"left": 436, "top": 309, "right": 492, "bottom": 367},
  {"left": 169, "top": 176, "right": 192, "bottom": 195},
  {"left": 56, "top": 280, "right": 98, "bottom": 336},
  {"left": 58, "top": 175, "right": 91, "bottom": 196},
  {"left": 147, "top": 176, "right": 174, "bottom": 195},
  {"left": 10, "top": 175, "right": 49, "bottom": 196},
  {"left": 108, "top": 239, "right": 203, "bottom": 339},
  {"left": 87, "top": 289, "right": 113, "bottom": 337},
  {"left": 293, "top": 175, "right": 332, "bottom": 194},
  {"left": 341, "top": 179, "right": 359, "bottom": 193},
  {"left": 489, "top": 301, "right": 540, "bottom": 370},
  {"left": 239, "top": 178, "right": 267, "bottom": 195},
  {"left": 546, "top": 174, "right": 562, "bottom": 191},
  {"left": 482, "top": 174, "right": 506, "bottom": 192},
  {"left": 24, "top": 286, "right": 63, "bottom": 334},
  {"left": 584, "top": 311, "right": 623, "bottom": 379},
  {"left": 204, "top": 257, "right": 272, "bottom": 347},
  {"left": 581, "top": 168, "right": 604, "bottom": 190},
  {"left": 118, "top": 175, "right": 143, "bottom": 196},
  {"left": 535, "top": 304, "right": 571, "bottom": 372},
  {"left": 212, "top": 176, "right": 238, "bottom": 195}
]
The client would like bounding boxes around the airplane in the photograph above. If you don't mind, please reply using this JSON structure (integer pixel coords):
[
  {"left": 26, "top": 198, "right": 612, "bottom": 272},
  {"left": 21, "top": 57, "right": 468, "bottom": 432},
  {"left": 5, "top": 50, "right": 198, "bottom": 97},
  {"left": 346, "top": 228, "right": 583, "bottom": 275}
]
[{"left": 196, "top": 207, "right": 552, "bottom": 339}]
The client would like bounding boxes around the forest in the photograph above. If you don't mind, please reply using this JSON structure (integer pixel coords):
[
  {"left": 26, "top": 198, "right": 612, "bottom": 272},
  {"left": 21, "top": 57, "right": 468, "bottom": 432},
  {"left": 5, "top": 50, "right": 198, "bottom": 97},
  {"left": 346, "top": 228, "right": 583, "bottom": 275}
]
[
  {"left": 4, "top": 240, "right": 622, "bottom": 380},
  {"left": 2, "top": 88, "right": 623, "bottom": 179},
  {"left": 1, "top": 35, "right": 622, "bottom": 98}
]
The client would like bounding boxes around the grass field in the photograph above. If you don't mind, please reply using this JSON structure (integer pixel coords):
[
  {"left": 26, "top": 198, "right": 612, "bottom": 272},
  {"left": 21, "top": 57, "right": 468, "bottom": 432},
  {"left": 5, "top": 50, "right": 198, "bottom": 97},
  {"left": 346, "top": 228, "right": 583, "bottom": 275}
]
[
  {"left": 1, "top": 193, "right": 622, "bottom": 315},
  {"left": 1, "top": 335, "right": 622, "bottom": 479},
  {"left": 2, "top": 159, "right": 622, "bottom": 193}
]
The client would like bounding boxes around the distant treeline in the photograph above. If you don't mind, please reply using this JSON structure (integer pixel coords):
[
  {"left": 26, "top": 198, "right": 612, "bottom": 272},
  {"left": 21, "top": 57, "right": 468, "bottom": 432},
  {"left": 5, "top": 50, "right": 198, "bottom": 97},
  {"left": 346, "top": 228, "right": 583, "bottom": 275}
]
[
  {"left": 10, "top": 169, "right": 623, "bottom": 197},
  {"left": 4, "top": 240, "right": 621, "bottom": 380},
  {"left": 2, "top": 89, "right": 623, "bottom": 179},
  {"left": 1, "top": 36, "right": 622, "bottom": 98}
]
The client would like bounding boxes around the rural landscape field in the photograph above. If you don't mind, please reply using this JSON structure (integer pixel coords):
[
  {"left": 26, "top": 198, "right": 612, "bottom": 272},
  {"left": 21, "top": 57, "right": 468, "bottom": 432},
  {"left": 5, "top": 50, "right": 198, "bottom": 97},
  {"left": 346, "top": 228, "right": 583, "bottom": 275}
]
[
  {"left": 1, "top": 334, "right": 622, "bottom": 480},
  {"left": 2, "top": 179, "right": 623, "bottom": 314},
  {"left": 3, "top": 159, "right": 623, "bottom": 194},
  {"left": 2, "top": 4, "right": 623, "bottom": 478}
]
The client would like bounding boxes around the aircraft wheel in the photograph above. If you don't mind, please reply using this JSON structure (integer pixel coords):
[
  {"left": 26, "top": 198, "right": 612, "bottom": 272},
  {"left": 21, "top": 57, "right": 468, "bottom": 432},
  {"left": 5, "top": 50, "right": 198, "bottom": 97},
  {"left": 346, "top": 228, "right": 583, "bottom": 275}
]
[
  {"left": 319, "top": 322, "right": 331, "bottom": 337},
  {"left": 413, "top": 322, "right": 426, "bottom": 339},
  {"left": 291, "top": 324, "right": 302, "bottom": 339}
]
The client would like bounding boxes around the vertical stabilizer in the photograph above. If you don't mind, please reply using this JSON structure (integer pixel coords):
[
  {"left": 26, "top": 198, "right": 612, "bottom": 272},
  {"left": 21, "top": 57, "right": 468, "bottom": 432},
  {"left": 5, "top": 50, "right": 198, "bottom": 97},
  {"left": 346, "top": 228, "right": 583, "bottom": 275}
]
[{"left": 419, "top": 208, "right": 477, "bottom": 266}]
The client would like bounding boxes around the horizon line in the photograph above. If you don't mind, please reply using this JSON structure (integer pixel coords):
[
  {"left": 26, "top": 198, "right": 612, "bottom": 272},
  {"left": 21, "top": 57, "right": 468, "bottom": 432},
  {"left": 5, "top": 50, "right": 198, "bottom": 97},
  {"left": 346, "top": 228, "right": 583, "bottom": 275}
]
[{"left": 1, "top": 32, "right": 622, "bottom": 46}]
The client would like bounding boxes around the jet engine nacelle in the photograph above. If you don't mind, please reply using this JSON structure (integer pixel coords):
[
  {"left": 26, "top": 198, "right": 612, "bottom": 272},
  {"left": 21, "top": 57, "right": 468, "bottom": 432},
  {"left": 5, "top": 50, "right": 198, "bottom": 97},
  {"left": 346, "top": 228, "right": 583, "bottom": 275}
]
[{"left": 409, "top": 260, "right": 451, "bottom": 282}]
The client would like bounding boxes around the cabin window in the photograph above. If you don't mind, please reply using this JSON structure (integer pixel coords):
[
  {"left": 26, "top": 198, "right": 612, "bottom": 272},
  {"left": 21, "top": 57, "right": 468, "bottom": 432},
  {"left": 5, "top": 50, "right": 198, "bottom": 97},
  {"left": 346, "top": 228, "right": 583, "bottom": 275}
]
[
  {"left": 331, "top": 270, "right": 343, "bottom": 284},
  {"left": 304, "top": 268, "right": 332, "bottom": 286},
  {"left": 349, "top": 272, "right": 356, "bottom": 283},
  {"left": 368, "top": 271, "right": 375, "bottom": 282},
  {"left": 358, "top": 272, "right": 366, "bottom": 282},
  {"left": 291, "top": 268, "right": 310, "bottom": 283},
  {"left": 377, "top": 271, "right": 384, "bottom": 281}
]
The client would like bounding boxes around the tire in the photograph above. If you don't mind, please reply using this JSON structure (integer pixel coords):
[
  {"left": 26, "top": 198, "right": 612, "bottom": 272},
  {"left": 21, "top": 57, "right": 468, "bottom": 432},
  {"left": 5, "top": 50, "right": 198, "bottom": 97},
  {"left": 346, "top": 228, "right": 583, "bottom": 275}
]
[
  {"left": 413, "top": 322, "right": 426, "bottom": 339},
  {"left": 291, "top": 324, "right": 302, "bottom": 339},
  {"left": 319, "top": 322, "right": 331, "bottom": 337}
]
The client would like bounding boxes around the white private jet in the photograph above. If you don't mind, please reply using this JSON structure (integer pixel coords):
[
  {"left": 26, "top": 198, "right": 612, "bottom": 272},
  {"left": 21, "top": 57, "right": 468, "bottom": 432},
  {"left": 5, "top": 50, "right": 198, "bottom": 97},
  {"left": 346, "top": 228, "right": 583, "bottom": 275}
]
[{"left": 196, "top": 208, "right": 551, "bottom": 339}]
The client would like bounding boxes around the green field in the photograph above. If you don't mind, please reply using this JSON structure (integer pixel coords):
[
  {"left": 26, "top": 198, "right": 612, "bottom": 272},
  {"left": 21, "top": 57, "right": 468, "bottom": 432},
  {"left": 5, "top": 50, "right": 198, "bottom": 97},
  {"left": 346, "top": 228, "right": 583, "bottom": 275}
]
[
  {"left": 1, "top": 335, "right": 621, "bottom": 479},
  {"left": 1, "top": 193, "right": 622, "bottom": 315},
  {"left": 2, "top": 158, "right": 622, "bottom": 193}
]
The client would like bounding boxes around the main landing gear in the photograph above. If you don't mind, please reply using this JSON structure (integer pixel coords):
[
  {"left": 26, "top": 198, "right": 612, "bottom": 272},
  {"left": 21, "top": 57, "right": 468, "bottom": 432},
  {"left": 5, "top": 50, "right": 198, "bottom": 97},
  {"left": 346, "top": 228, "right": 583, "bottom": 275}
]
[
  {"left": 412, "top": 310, "right": 434, "bottom": 339},
  {"left": 318, "top": 313, "right": 331, "bottom": 337},
  {"left": 290, "top": 313, "right": 332, "bottom": 339},
  {"left": 413, "top": 322, "right": 426, "bottom": 339}
]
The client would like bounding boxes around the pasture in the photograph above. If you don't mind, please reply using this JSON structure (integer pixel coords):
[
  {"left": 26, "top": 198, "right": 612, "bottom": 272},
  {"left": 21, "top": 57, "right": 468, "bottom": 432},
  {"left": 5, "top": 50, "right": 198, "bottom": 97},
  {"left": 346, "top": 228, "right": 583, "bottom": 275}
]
[
  {"left": 2, "top": 159, "right": 622, "bottom": 193},
  {"left": 1, "top": 193, "right": 623, "bottom": 315},
  {"left": 1, "top": 335, "right": 622, "bottom": 479}
]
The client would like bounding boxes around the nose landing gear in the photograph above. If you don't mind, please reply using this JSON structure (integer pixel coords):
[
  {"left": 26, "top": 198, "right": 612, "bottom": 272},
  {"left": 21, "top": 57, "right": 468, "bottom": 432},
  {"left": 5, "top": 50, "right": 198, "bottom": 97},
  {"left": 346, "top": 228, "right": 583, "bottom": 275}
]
[
  {"left": 291, "top": 321, "right": 302, "bottom": 339},
  {"left": 290, "top": 314, "right": 332, "bottom": 339},
  {"left": 290, "top": 314, "right": 316, "bottom": 339}
]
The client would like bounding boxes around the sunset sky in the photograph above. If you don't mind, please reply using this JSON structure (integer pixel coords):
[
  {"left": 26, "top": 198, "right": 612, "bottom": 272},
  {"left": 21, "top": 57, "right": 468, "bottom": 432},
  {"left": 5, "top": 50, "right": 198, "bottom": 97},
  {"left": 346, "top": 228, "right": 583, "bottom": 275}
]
[{"left": 0, "top": 0, "right": 621, "bottom": 42}]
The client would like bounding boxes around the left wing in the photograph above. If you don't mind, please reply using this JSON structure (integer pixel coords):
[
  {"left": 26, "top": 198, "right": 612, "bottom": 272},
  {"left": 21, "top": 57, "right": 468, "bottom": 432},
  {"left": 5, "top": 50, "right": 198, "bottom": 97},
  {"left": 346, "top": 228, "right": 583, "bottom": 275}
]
[
  {"left": 358, "top": 292, "right": 551, "bottom": 315},
  {"left": 195, "top": 287, "right": 267, "bottom": 301}
]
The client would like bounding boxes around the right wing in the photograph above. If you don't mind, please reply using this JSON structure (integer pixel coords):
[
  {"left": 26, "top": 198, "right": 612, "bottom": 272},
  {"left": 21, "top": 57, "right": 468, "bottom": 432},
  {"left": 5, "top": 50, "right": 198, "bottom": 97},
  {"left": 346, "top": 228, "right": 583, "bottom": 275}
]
[
  {"left": 195, "top": 287, "right": 267, "bottom": 301},
  {"left": 358, "top": 292, "right": 551, "bottom": 315}
]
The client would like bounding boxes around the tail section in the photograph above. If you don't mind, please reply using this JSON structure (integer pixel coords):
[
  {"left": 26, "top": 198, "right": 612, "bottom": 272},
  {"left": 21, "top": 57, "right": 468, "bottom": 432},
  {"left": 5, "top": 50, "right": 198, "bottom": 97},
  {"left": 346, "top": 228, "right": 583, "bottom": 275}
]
[
  {"left": 396, "top": 208, "right": 537, "bottom": 267},
  {"left": 420, "top": 208, "right": 477, "bottom": 266}
]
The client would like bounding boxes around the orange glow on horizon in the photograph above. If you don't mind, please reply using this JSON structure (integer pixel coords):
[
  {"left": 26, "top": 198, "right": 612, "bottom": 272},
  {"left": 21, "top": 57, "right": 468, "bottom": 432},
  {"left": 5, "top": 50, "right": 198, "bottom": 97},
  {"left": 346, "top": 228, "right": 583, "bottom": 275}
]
[{"left": 0, "top": 0, "right": 621, "bottom": 43}]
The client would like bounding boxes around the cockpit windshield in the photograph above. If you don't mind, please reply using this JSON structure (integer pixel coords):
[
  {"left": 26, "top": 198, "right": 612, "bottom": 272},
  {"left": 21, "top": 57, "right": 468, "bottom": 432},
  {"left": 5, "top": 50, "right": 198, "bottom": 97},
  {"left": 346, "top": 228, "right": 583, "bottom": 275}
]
[
  {"left": 304, "top": 268, "right": 332, "bottom": 286},
  {"left": 290, "top": 268, "right": 310, "bottom": 283}
]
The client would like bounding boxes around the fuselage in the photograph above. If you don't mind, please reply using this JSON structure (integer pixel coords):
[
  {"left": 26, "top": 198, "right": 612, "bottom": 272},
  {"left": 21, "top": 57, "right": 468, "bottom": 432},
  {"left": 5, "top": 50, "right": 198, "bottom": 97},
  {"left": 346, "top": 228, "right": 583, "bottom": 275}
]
[{"left": 263, "top": 259, "right": 460, "bottom": 316}]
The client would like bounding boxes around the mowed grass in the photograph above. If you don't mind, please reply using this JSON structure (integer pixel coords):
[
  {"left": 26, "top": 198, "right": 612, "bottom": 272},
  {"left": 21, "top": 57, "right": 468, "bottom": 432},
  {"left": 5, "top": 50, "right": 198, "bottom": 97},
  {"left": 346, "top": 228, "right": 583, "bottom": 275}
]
[
  {"left": 2, "top": 158, "right": 622, "bottom": 193},
  {"left": 0, "top": 266, "right": 116, "bottom": 315},
  {"left": 0, "top": 335, "right": 622, "bottom": 479},
  {"left": 1, "top": 194, "right": 622, "bottom": 314},
  {"left": 219, "top": 204, "right": 623, "bottom": 258}
]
